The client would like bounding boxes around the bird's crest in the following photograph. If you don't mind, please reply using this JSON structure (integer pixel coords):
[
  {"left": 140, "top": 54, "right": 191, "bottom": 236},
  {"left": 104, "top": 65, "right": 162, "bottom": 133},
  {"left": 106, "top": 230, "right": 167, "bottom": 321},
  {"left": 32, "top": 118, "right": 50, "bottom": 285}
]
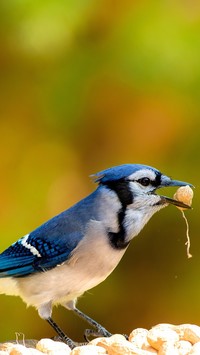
[{"left": 90, "top": 164, "right": 158, "bottom": 184}]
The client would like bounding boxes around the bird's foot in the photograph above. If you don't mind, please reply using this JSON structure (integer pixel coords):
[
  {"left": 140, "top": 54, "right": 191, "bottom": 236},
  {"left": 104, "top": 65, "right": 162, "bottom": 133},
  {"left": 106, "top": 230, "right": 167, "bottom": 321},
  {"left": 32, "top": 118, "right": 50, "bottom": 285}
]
[
  {"left": 58, "top": 335, "right": 76, "bottom": 349},
  {"left": 47, "top": 317, "right": 78, "bottom": 349},
  {"left": 84, "top": 329, "right": 128, "bottom": 342},
  {"left": 53, "top": 336, "right": 87, "bottom": 348},
  {"left": 84, "top": 326, "right": 112, "bottom": 342}
]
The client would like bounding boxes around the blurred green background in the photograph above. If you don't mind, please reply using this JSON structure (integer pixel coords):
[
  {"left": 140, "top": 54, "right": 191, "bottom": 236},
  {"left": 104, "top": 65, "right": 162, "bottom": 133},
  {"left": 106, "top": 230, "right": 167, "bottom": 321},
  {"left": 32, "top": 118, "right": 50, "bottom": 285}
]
[{"left": 0, "top": 0, "right": 200, "bottom": 343}]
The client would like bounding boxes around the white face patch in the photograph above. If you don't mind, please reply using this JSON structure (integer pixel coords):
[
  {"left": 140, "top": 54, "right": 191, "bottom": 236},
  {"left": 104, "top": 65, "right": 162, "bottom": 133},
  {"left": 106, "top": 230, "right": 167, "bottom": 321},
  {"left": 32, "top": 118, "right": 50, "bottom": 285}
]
[
  {"left": 128, "top": 168, "right": 160, "bottom": 196},
  {"left": 128, "top": 169, "right": 157, "bottom": 182},
  {"left": 21, "top": 234, "right": 42, "bottom": 258}
]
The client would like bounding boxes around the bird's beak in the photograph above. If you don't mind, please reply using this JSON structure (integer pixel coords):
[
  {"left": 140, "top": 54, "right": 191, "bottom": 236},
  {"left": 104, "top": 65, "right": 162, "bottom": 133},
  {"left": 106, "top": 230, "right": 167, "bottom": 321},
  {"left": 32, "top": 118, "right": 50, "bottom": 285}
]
[
  {"left": 160, "top": 196, "right": 191, "bottom": 209},
  {"left": 157, "top": 176, "right": 194, "bottom": 209}
]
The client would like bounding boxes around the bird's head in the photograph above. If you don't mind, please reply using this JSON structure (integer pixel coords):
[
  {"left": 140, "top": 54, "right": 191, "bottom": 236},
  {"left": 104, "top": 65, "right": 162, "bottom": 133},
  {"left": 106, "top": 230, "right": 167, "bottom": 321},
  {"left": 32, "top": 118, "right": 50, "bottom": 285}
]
[{"left": 93, "top": 164, "right": 193, "bottom": 212}]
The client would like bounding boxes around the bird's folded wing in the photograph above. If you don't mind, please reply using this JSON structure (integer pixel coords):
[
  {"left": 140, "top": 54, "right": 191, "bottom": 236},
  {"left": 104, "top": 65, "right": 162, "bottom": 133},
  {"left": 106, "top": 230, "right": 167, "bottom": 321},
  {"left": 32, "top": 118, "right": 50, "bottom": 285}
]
[{"left": 0, "top": 230, "right": 83, "bottom": 278}]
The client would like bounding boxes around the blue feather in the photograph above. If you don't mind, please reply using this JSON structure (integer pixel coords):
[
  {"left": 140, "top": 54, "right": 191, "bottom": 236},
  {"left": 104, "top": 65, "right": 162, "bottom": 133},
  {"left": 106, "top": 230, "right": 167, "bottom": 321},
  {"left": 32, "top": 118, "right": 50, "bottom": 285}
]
[
  {"left": 93, "top": 164, "right": 160, "bottom": 183},
  {"left": 0, "top": 190, "right": 99, "bottom": 278}
]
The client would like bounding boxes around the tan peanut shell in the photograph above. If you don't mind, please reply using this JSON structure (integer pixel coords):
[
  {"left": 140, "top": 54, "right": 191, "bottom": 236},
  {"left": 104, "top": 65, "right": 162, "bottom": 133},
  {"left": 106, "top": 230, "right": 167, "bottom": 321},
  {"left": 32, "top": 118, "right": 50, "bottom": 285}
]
[
  {"left": 174, "top": 340, "right": 192, "bottom": 354},
  {"left": 147, "top": 326, "right": 179, "bottom": 350},
  {"left": 173, "top": 185, "right": 193, "bottom": 210},
  {"left": 71, "top": 345, "right": 107, "bottom": 354},
  {"left": 191, "top": 341, "right": 200, "bottom": 354},
  {"left": 36, "top": 338, "right": 71, "bottom": 354},
  {"left": 177, "top": 324, "right": 200, "bottom": 344}
]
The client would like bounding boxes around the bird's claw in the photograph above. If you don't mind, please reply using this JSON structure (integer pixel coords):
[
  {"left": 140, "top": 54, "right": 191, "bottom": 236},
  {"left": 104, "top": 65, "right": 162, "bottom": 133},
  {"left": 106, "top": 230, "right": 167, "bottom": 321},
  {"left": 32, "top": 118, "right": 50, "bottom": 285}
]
[
  {"left": 53, "top": 336, "right": 87, "bottom": 349},
  {"left": 84, "top": 327, "right": 112, "bottom": 342}
]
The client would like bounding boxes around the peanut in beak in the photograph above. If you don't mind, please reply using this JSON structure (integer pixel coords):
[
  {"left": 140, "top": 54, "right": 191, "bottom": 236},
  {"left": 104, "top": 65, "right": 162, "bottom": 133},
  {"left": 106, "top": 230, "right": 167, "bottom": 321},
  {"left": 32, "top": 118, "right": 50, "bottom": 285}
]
[{"left": 173, "top": 185, "right": 193, "bottom": 210}]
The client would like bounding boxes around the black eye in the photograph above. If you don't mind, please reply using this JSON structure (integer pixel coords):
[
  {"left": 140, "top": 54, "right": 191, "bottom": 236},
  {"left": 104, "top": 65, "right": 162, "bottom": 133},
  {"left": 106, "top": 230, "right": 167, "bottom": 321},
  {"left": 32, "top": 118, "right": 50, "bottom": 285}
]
[{"left": 138, "top": 177, "right": 151, "bottom": 186}]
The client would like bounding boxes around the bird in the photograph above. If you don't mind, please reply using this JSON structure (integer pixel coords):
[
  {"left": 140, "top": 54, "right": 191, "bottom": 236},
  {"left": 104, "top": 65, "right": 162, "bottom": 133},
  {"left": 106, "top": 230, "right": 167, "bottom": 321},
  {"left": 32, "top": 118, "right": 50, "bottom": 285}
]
[{"left": 0, "top": 164, "right": 192, "bottom": 348}]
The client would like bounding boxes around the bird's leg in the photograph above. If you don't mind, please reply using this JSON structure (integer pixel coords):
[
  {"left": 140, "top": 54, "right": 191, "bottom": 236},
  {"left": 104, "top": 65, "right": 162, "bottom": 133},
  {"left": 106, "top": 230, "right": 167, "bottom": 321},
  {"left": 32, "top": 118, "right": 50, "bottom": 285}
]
[
  {"left": 46, "top": 317, "right": 77, "bottom": 349},
  {"left": 73, "top": 307, "right": 112, "bottom": 341}
]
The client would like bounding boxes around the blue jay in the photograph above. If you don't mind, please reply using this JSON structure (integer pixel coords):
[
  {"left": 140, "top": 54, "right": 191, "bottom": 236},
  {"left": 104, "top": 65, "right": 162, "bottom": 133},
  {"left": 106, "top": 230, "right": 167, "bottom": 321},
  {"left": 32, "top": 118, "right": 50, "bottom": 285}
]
[{"left": 0, "top": 164, "right": 192, "bottom": 348}]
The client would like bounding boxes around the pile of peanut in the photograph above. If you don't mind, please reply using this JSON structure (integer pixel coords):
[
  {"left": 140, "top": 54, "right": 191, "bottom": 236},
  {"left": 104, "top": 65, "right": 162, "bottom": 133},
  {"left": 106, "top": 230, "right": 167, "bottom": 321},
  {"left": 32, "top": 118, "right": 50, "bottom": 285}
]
[{"left": 1, "top": 323, "right": 200, "bottom": 354}]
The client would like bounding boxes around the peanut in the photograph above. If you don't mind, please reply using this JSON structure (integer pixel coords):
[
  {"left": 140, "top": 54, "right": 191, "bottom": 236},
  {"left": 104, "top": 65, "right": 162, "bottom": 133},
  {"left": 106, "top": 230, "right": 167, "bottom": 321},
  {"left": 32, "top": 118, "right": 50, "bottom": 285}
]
[
  {"left": 147, "top": 325, "right": 179, "bottom": 350},
  {"left": 36, "top": 338, "right": 71, "bottom": 354},
  {"left": 173, "top": 186, "right": 193, "bottom": 210},
  {"left": 71, "top": 345, "right": 107, "bottom": 354}
]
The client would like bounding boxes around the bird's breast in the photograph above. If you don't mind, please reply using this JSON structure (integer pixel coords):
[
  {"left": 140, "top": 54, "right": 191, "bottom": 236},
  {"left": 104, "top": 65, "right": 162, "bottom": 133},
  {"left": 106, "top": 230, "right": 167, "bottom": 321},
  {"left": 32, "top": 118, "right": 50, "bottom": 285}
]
[{"left": 17, "top": 220, "right": 126, "bottom": 308}]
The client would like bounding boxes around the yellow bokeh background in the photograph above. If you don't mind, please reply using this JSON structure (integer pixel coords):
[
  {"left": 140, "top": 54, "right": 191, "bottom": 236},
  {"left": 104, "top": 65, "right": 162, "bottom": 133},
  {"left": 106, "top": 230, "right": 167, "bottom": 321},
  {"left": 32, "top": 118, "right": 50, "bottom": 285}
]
[{"left": 0, "top": 0, "right": 200, "bottom": 342}]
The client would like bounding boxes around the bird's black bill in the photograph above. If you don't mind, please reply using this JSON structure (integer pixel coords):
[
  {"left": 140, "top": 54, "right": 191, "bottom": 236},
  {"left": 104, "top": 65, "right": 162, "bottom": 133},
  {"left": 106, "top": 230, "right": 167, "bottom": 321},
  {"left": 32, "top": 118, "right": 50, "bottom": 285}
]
[{"left": 160, "top": 196, "right": 191, "bottom": 209}]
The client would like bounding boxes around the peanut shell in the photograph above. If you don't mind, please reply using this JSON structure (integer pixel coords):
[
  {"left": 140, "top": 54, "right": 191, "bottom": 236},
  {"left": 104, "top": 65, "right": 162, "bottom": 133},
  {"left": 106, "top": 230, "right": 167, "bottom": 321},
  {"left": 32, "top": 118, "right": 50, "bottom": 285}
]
[
  {"left": 173, "top": 186, "right": 193, "bottom": 210},
  {"left": 71, "top": 345, "right": 107, "bottom": 354},
  {"left": 36, "top": 338, "right": 71, "bottom": 354},
  {"left": 147, "top": 326, "right": 179, "bottom": 350}
]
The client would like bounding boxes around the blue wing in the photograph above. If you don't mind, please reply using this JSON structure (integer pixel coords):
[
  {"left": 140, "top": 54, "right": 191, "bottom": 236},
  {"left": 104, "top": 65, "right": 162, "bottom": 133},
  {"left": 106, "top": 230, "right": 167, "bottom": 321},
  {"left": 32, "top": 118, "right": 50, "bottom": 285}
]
[
  {"left": 0, "top": 207, "right": 92, "bottom": 278},
  {"left": 0, "top": 227, "right": 82, "bottom": 278},
  {"left": 0, "top": 191, "right": 99, "bottom": 278},
  {"left": 0, "top": 232, "right": 80, "bottom": 278}
]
